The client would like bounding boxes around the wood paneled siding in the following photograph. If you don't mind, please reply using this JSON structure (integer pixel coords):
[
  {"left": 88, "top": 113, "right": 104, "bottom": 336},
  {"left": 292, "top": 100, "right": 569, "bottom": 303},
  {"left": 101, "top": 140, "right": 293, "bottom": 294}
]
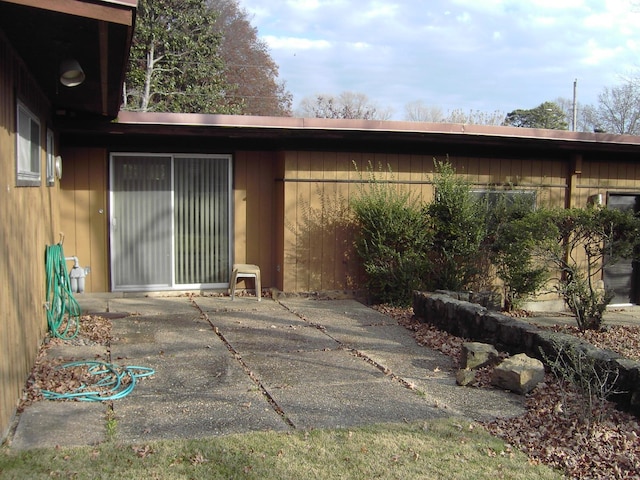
[
  {"left": 0, "top": 32, "right": 59, "bottom": 440},
  {"left": 59, "top": 147, "right": 109, "bottom": 292},
  {"left": 577, "top": 155, "right": 640, "bottom": 205},
  {"left": 59, "top": 148, "right": 279, "bottom": 292},
  {"left": 233, "top": 151, "right": 278, "bottom": 289},
  {"left": 279, "top": 151, "right": 570, "bottom": 293}
]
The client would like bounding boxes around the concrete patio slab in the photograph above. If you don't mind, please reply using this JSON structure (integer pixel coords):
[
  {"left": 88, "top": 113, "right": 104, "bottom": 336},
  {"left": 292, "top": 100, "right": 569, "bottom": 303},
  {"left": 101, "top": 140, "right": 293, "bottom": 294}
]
[
  {"left": 10, "top": 402, "right": 106, "bottom": 449},
  {"left": 9, "top": 294, "right": 530, "bottom": 450}
]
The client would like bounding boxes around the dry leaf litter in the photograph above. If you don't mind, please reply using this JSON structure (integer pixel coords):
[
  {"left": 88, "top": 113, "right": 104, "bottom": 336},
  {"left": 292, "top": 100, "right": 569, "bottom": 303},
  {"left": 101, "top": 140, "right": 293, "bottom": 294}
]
[
  {"left": 375, "top": 304, "right": 640, "bottom": 480},
  {"left": 20, "top": 315, "right": 113, "bottom": 410}
]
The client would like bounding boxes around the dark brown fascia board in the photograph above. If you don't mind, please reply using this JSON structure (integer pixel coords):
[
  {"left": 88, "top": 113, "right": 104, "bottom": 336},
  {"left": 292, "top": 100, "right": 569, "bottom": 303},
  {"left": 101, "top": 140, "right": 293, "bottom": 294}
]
[
  {"left": 1, "top": 0, "right": 136, "bottom": 25},
  {"left": 113, "top": 111, "right": 640, "bottom": 151}
]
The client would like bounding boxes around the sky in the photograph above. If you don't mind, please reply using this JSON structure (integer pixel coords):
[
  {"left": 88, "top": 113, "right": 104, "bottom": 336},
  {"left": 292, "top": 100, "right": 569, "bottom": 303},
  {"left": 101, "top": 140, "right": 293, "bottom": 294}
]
[{"left": 239, "top": 0, "right": 640, "bottom": 120}]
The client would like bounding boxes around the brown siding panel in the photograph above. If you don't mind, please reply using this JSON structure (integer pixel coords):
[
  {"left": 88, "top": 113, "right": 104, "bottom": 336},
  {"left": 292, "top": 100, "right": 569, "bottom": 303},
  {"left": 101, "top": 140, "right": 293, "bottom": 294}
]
[
  {"left": 277, "top": 151, "right": 577, "bottom": 294},
  {"left": 0, "top": 34, "right": 56, "bottom": 440},
  {"left": 233, "top": 151, "right": 276, "bottom": 290},
  {"left": 60, "top": 147, "right": 109, "bottom": 292}
]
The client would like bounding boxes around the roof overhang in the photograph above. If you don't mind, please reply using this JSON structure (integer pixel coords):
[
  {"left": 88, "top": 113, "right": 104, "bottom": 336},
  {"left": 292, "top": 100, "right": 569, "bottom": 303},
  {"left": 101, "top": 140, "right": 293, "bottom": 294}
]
[
  {"left": 0, "top": 0, "right": 137, "bottom": 118},
  {"left": 59, "top": 111, "right": 640, "bottom": 156}
]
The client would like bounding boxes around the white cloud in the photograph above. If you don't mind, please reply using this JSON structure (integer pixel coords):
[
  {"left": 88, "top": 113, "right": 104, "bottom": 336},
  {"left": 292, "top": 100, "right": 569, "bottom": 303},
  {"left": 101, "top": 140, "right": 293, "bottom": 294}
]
[
  {"left": 580, "top": 39, "right": 624, "bottom": 66},
  {"left": 362, "top": 1, "right": 399, "bottom": 20},
  {"left": 456, "top": 11, "right": 471, "bottom": 23},
  {"left": 348, "top": 41, "right": 371, "bottom": 50},
  {"left": 286, "top": 0, "right": 321, "bottom": 10},
  {"left": 239, "top": 0, "right": 640, "bottom": 119},
  {"left": 263, "top": 35, "right": 332, "bottom": 51}
]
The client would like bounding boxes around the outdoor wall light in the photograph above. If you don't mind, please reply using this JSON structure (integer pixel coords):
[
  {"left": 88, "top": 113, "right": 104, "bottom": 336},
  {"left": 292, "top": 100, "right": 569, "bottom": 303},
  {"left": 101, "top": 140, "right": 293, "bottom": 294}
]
[{"left": 59, "top": 59, "right": 85, "bottom": 87}]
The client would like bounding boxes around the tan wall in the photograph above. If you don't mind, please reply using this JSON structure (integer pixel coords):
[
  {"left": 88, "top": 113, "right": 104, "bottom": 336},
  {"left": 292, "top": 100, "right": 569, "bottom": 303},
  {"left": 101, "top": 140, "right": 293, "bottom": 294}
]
[
  {"left": 0, "top": 34, "right": 60, "bottom": 440},
  {"left": 233, "top": 151, "right": 278, "bottom": 288},
  {"left": 575, "top": 156, "right": 640, "bottom": 206},
  {"left": 59, "top": 148, "right": 109, "bottom": 292},
  {"left": 59, "top": 148, "right": 280, "bottom": 292},
  {"left": 279, "top": 151, "right": 570, "bottom": 293}
]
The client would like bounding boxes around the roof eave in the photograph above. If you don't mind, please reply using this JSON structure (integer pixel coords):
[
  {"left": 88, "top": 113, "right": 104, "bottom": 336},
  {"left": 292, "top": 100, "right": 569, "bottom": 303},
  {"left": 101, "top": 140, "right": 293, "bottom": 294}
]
[{"left": 113, "top": 111, "right": 640, "bottom": 149}]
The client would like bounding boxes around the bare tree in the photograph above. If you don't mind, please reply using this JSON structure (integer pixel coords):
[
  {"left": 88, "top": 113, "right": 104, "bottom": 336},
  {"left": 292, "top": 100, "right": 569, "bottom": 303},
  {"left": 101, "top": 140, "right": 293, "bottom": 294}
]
[
  {"left": 581, "top": 82, "right": 640, "bottom": 134},
  {"left": 404, "top": 100, "right": 444, "bottom": 122},
  {"left": 404, "top": 101, "right": 504, "bottom": 125},
  {"left": 444, "top": 109, "right": 505, "bottom": 126},
  {"left": 297, "top": 92, "right": 393, "bottom": 120}
]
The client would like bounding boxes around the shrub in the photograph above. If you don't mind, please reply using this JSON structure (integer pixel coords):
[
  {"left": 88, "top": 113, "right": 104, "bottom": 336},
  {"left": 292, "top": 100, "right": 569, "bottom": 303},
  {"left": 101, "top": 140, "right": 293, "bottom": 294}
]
[
  {"left": 351, "top": 163, "right": 431, "bottom": 305},
  {"left": 425, "top": 160, "right": 486, "bottom": 291},
  {"left": 540, "top": 339, "right": 622, "bottom": 426},
  {"left": 489, "top": 206, "right": 553, "bottom": 311},
  {"left": 539, "top": 206, "right": 640, "bottom": 331}
]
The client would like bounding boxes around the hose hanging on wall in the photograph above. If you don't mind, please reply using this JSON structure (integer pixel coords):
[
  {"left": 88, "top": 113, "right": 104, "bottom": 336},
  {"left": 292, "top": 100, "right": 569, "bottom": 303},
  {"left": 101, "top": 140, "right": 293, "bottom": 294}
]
[{"left": 45, "top": 242, "right": 81, "bottom": 339}]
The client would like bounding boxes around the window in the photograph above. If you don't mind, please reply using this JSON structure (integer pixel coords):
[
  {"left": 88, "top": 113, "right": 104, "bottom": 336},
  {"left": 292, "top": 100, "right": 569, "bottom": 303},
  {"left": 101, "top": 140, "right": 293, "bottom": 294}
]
[
  {"left": 46, "top": 128, "right": 55, "bottom": 186},
  {"left": 16, "top": 101, "right": 41, "bottom": 186},
  {"left": 473, "top": 190, "right": 536, "bottom": 211}
]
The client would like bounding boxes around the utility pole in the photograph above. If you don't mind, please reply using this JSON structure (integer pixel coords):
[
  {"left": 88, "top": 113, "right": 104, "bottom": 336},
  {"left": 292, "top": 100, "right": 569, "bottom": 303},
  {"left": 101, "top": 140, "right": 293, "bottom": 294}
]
[{"left": 572, "top": 78, "right": 578, "bottom": 131}]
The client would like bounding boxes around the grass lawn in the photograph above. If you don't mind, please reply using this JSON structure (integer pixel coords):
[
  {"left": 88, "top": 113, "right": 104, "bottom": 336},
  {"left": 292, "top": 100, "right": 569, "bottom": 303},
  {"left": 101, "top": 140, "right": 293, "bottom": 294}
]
[{"left": 0, "top": 418, "right": 562, "bottom": 479}]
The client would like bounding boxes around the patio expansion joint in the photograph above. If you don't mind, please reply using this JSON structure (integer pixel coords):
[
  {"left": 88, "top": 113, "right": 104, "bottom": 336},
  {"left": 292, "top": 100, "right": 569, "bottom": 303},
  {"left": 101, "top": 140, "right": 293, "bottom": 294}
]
[
  {"left": 190, "top": 298, "right": 297, "bottom": 430},
  {"left": 276, "top": 300, "right": 427, "bottom": 397}
]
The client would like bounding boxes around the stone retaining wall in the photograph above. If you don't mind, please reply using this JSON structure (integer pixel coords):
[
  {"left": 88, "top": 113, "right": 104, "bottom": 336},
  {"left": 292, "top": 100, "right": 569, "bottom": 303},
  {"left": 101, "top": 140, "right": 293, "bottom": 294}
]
[{"left": 413, "top": 291, "right": 640, "bottom": 416}]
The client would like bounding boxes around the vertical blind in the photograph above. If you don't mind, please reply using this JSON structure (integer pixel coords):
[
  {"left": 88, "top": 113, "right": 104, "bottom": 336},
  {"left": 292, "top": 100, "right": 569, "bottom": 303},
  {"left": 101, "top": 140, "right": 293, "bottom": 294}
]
[{"left": 174, "top": 156, "right": 230, "bottom": 285}]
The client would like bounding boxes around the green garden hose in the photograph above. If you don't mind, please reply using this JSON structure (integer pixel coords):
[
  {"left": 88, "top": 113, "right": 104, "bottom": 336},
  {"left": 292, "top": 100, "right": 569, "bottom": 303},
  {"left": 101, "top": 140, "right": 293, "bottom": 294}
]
[
  {"left": 41, "top": 361, "right": 155, "bottom": 401},
  {"left": 45, "top": 243, "right": 81, "bottom": 339}
]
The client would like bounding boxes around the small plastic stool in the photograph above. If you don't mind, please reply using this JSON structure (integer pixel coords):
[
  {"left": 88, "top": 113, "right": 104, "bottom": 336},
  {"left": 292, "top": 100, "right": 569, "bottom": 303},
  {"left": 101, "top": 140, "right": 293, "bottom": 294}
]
[{"left": 229, "top": 264, "right": 261, "bottom": 301}]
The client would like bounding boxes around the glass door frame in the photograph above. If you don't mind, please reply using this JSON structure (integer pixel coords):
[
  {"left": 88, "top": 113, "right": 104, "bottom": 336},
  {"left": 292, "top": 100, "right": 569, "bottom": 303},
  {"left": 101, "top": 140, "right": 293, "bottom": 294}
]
[{"left": 109, "top": 152, "right": 233, "bottom": 292}]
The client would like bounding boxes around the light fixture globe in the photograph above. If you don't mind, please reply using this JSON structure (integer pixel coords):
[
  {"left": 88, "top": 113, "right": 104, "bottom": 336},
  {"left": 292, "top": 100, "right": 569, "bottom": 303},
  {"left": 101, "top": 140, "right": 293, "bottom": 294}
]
[{"left": 59, "top": 59, "right": 85, "bottom": 87}]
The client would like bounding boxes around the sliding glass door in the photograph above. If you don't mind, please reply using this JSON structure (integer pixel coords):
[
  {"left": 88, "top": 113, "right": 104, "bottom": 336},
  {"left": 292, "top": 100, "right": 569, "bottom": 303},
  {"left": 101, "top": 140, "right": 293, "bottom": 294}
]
[{"left": 110, "top": 154, "right": 231, "bottom": 291}]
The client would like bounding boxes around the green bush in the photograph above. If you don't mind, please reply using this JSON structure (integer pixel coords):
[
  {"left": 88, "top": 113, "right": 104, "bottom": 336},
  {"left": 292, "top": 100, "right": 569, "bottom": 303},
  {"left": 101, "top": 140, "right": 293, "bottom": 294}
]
[
  {"left": 488, "top": 205, "right": 553, "bottom": 311},
  {"left": 425, "top": 160, "right": 486, "bottom": 291},
  {"left": 350, "top": 159, "right": 640, "bottom": 324},
  {"left": 351, "top": 164, "right": 431, "bottom": 305},
  {"left": 539, "top": 206, "right": 640, "bottom": 331}
]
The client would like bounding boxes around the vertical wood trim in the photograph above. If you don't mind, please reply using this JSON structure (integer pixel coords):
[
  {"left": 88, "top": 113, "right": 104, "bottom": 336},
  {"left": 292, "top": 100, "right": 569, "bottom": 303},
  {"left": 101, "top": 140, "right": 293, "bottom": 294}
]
[
  {"left": 256, "top": 151, "right": 274, "bottom": 287},
  {"left": 234, "top": 151, "right": 247, "bottom": 265},
  {"left": 88, "top": 149, "right": 107, "bottom": 291},
  {"left": 321, "top": 152, "right": 337, "bottom": 289},
  {"left": 274, "top": 151, "right": 285, "bottom": 290},
  {"left": 567, "top": 154, "right": 582, "bottom": 209},
  {"left": 282, "top": 152, "right": 300, "bottom": 292},
  {"left": 245, "top": 154, "right": 260, "bottom": 265},
  {"left": 299, "top": 150, "right": 312, "bottom": 291},
  {"left": 307, "top": 153, "right": 324, "bottom": 291}
]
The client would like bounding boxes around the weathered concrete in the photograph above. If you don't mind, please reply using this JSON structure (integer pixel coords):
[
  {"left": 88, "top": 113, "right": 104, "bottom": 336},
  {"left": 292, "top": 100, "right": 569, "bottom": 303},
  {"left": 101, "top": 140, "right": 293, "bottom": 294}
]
[{"left": 8, "top": 295, "right": 526, "bottom": 450}]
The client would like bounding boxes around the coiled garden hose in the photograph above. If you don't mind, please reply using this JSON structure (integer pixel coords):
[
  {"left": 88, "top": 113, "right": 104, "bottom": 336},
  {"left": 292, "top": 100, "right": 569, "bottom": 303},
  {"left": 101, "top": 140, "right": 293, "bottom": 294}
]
[
  {"left": 45, "top": 243, "right": 81, "bottom": 339},
  {"left": 41, "top": 361, "right": 155, "bottom": 401}
]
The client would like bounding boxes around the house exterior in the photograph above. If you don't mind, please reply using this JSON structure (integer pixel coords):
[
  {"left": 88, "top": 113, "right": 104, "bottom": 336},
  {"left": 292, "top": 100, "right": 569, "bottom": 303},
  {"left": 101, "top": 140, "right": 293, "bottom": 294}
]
[
  {"left": 0, "top": 0, "right": 137, "bottom": 441},
  {"left": 58, "top": 112, "right": 640, "bottom": 304},
  {"left": 3, "top": 0, "right": 640, "bottom": 443}
]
